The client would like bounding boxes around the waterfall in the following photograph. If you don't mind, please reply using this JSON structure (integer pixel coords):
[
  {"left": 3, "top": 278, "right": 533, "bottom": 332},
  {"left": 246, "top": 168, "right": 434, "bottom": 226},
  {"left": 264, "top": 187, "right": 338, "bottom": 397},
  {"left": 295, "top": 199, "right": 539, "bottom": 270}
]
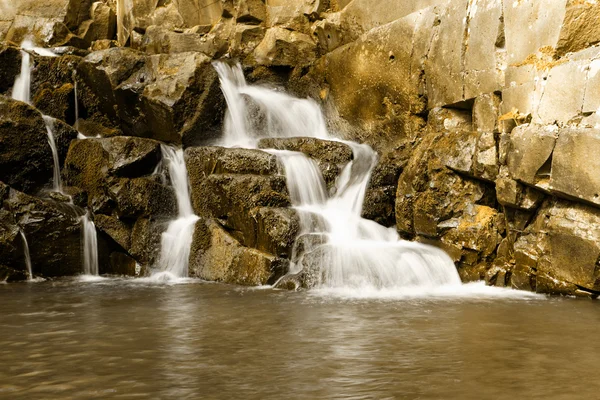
[
  {"left": 11, "top": 40, "right": 57, "bottom": 104},
  {"left": 155, "top": 145, "right": 199, "bottom": 279},
  {"left": 42, "top": 116, "right": 63, "bottom": 193},
  {"left": 19, "top": 230, "right": 33, "bottom": 280},
  {"left": 214, "top": 62, "right": 461, "bottom": 291},
  {"left": 214, "top": 62, "right": 329, "bottom": 148},
  {"left": 12, "top": 42, "right": 32, "bottom": 104},
  {"left": 81, "top": 213, "right": 99, "bottom": 276}
]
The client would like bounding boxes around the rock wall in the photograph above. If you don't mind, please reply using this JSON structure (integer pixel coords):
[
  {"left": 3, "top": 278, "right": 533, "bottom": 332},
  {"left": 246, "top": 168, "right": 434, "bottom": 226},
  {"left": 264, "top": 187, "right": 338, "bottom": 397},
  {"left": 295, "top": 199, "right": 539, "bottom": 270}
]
[{"left": 1, "top": 0, "right": 600, "bottom": 296}]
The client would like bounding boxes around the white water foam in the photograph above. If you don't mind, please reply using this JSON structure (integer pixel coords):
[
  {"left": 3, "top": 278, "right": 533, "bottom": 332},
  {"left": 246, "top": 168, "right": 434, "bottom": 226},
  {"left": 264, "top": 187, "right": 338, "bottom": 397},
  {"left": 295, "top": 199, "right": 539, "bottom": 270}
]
[
  {"left": 155, "top": 146, "right": 199, "bottom": 279},
  {"left": 310, "top": 282, "right": 545, "bottom": 301},
  {"left": 214, "top": 62, "right": 467, "bottom": 294}
]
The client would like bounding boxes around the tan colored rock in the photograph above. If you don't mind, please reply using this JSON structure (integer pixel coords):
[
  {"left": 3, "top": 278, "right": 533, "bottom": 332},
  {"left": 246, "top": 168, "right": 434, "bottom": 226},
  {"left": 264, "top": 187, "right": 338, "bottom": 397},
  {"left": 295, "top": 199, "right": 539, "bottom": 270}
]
[
  {"left": 496, "top": 166, "right": 545, "bottom": 210},
  {"left": 503, "top": 0, "right": 568, "bottom": 65},
  {"left": 506, "top": 123, "right": 558, "bottom": 188},
  {"left": 324, "top": 10, "right": 432, "bottom": 149},
  {"left": 189, "top": 218, "right": 286, "bottom": 285},
  {"left": 441, "top": 205, "right": 504, "bottom": 258},
  {"left": 252, "top": 207, "right": 300, "bottom": 257},
  {"left": 83, "top": 2, "right": 117, "bottom": 43},
  {"left": 175, "top": 0, "right": 223, "bottom": 27},
  {"left": 535, "top": 58, "right": 588, "bottom": 124},
  {"left": 5, "top": 0, "right": 94, "bottom": 45},
  {"left": 140, "top": 25, "right": 224, "bottom": 55},
  {"left": 557, "top": 1, "right": 600, "bottom": 56},
  {"left": 514, "top": 199, "right": 600, "bottom": 292},
  {"left": 510, "top": 265, "right": 536, "bottom": 292},
  {"left": 186, "top": 146, "right": 279, "bottom": 179},
  {"left": 463, "top": 0, "right": 505, "bottom": 99},
  {"left": 235, "top": 0, "right": 266, "bottom": 24},
  {"left": 473, "top": 93, "right": 501, "bottom": 134},
  {"left": 113, "top": 52, "right": 225, "bottom": 145},
  {"left": 549, "top": 127, "right": 600, "bottom": 206},
  {"left": 230, "top": 24, "right": 266, "bottom": 58},
  {"left": 425, "top": 0, "right": 467, "bottom": 108},
  {"left": 252, "top": 27, "right": 316, "bottom": 66}
]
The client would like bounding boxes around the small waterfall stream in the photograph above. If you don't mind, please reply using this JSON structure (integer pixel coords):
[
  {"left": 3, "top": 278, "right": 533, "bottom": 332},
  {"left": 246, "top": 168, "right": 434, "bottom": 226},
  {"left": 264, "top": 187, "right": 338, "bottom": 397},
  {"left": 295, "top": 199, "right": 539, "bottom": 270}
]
[
  {"left": 12, "top": 43, "right": 32, "bottom": 103},
  {"left": 154, "top": 146, "right": 199, "bottom": 280},
  {"left": 42, "top": 116, "right": 63, "bottom": 193},
  {"left": 214, "top": 62, "right": 461, "bottom": 291},
  {"left": 19, "top": 230, "right": 33, "bottom": 280},
  {"left": 81, "top": 213, "right": 99, "bottom": 276},
  {"left": 11, "top": 40, "right": 57, "bottom": 104}
]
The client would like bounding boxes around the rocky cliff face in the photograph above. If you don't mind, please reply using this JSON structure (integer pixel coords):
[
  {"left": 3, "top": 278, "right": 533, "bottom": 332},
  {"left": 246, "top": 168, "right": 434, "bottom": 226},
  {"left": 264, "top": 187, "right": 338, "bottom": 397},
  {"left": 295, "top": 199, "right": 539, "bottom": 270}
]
[{"left": 1, "top": 0, "right": 599, "bottom": 296}]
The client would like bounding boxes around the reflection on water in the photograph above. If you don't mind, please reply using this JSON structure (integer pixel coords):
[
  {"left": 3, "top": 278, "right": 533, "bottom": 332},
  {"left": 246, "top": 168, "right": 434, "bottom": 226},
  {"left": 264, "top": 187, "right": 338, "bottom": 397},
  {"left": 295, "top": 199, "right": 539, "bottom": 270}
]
[{"left": 0, "top": 279, "right": 599, "bottom": 399}]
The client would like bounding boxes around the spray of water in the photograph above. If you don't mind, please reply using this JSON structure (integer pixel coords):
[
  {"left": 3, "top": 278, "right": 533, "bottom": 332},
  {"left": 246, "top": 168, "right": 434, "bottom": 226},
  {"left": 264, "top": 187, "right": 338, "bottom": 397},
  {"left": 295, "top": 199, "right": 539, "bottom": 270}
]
[
  {"left": 81, "top": 213, "right": 99, "bottom": 276},
  {"left": 154, "top": 146, "right": 199, "bottom": 280},
  {"left": 214, "top": 61, "right": 461, "bottom": 291}
]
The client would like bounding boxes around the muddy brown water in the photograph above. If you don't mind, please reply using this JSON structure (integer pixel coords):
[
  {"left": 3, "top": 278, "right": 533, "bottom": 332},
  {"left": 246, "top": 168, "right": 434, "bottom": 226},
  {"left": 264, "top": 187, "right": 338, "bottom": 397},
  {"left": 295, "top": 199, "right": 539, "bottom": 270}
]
[{"left": 0, "top": 278, "right": 598, "bottom": 399}]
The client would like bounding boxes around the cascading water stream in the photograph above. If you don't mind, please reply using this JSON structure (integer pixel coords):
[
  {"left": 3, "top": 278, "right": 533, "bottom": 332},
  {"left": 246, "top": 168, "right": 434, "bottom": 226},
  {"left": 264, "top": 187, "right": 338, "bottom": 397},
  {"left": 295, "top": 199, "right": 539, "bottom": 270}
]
[
  {"left": 12, "top": 44, "right": 31, "bottom": 103},
  {"left": 81, "top": 213, "right": 99, "bottom": 276},
  {"left": 42, "top": 115, "right": 63, "bottom": 193},
  {"left": 11, "top": 40, "right": 57, "bottom": 104},
  {"left": 19, "top": 230, "right": 33, "bottom": 280},
  {"left": 214, "top": 61, "right": 461, "bottom": 291},
  {"left": 154, "top": 145, "right": 199, "bottom": 280}
]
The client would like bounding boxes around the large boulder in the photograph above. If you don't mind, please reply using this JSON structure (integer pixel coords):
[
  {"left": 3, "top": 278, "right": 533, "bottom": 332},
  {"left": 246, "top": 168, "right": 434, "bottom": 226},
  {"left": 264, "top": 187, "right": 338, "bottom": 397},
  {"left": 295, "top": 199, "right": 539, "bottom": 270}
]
[
  {"left": 186, "top": 146, "right": 296, "bottom": 255},
  {"left": 194, "top": 173, "right": 290, "bottom": 246},
  {"left": 513, "top": 199, "right": 600, "bottom": 293},
  {"left": 63, "top": 136, "right": 164, "bottom": 214},
  {"left": 0, "top": 97, "right": 54, "bottom": 194},
  {"left": 549, "top": 127, "right": 600, "bottom": 207},
  {"left": 109, "top": 177, "right": 177, "bottom": 218},
  {"left": 252, "top": 27, "right": 317, "bottom": 66},
  {"left": 114, "top": 51, "right": 225, "bottom": 145},
  {"left": 4, "top": 0, "right": 94, "bottom": 45},
  {"left": 4, "top": 188, "right": 82, "bottom": 277},
  {"left": 189, "top": 218, "right": 287, "bottom": 285},
  {"left": 506, "top": 124, "right": 558, "bottom": 189},
  {"left": 0, "top": 45, "right": 21, "bottom": 94},
  {"left": 77, "top": 47, "right": 146, "bottom": 122},
  {"left": 30, "top": 53, "right": 82, "bottom": 124}
]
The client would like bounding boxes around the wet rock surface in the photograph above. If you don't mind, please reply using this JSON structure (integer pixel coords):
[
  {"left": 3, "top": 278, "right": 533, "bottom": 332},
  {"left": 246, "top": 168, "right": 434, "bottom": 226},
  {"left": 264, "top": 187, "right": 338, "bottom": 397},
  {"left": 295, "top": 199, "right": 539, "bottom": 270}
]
[
  {"left": 4, "top": 188, "right": 82, "bottom": 277},
  {"left": 0, "top": 97, "right": 56, "bottom": 194},
  {"left": 189, "top": 218, "right": 287, "bottom": 285}
]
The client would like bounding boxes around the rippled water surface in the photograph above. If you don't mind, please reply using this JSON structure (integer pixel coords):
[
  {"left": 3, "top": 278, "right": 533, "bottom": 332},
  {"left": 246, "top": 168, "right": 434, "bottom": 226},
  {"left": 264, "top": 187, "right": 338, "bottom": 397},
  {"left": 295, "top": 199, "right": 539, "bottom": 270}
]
[{"left": 1, "top": 279, "right": 599, "bottom": 399}]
